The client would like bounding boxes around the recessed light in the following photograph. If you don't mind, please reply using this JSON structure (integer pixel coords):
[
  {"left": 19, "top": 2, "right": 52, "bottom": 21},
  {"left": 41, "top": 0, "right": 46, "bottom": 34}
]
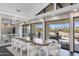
[
  {"left": 16, "top": 9, "right": 21, "bottom": 12},
  {"left": 73, "top": 9, "right": 77, "bottom": 12}
]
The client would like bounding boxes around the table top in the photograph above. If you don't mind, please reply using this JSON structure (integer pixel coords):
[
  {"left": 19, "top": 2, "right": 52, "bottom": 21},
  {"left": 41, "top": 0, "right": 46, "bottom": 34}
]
[{"left": 16, "top": 37, "right": 55, "bottom": 46}]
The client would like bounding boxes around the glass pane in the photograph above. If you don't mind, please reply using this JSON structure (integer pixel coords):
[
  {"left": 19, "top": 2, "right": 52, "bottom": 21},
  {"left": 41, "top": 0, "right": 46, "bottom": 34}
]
[
  {"left": 22, "top": 24, "right": 30, "bottom": 37},
  {"left": 10, "top": 20, "right": 19, "bottom": 39},
  {"left": 32, "top": 23, "right": 43, "bottom": 39},
  {"left": 47, "top": 19, "right": 70, "bottom": 50},
  {"left": 74, "top": 17, "right": 79, "bottom": 52},
  {"left": 31, "top": 23, "right": 43, "bottom": 44},
  {"left": 1, "top": 18, "right": 11, "bottom": 44}
]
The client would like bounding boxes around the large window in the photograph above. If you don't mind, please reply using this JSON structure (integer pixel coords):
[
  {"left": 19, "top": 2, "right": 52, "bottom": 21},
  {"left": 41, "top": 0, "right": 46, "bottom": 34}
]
[
  {"left": 22, "top": 24, "right": 30, "bottom": 37},
  {"left": 10, "top": 20, "right": 19, "bottom": 39},
  {"left": 74, "top": 17, "right": 79, "bottom": 52},
  {"left": 0, "top": 18, "right": 19, "bottom": 44},
  {"left": 47, "top": 19, "right": 70, "bottom": 50},
  {"left": 1, "top": 18, "right": 11, "bottom": 44},
  {"left": 31, "top": 23, "right": 43, "bottom": 39}
]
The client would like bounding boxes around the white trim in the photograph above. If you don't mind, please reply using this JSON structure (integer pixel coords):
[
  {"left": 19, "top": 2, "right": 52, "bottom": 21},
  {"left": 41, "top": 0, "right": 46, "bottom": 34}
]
[
  {"left": 29, "top": 4, "right": 79, "bottom": 21},
  {"left": 69, "top": 13, "right": 74, "bottom": 52}
]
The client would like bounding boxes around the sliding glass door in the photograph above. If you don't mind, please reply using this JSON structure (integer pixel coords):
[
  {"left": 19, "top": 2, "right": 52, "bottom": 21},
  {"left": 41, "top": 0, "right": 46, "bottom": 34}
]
[
  {"left": 46, "top": 19, "right": 70, "bottom": 50},
  {"left": 74, "top": 17, "right": 79, "bottom": 52}
]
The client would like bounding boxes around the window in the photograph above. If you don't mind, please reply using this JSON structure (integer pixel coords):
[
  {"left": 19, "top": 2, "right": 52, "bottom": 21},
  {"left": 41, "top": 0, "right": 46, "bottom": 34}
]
[
  {"left": 31, "top": 23, "right": 43, "bottom": 39},
  {"left": 22, "top": 24, "right": 30, "bottom": 37},
  {"left": 74, "top": 17, "right": 79, "bottom": 52},
  {"left": 47, "top": 19, "right": 70, "bottom": 50}
]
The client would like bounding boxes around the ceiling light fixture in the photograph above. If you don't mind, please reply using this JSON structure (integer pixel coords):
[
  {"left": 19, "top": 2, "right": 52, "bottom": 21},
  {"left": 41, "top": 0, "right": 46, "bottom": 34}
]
[{"left": 16, "top": 9, "right": 21, "bottom": 12}]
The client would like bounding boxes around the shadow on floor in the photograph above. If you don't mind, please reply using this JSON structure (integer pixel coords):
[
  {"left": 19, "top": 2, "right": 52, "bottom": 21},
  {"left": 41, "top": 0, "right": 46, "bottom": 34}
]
[{"left": 0, "top": 45, "right": 14, "bottom": 56}]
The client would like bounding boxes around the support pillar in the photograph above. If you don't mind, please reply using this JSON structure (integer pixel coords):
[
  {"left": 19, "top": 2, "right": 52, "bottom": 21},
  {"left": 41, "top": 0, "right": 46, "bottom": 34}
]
[
  {"left": 45, "top": 22, "right": 49, "bottom": 43},
  {"left": 18, "top": 21, "right": 23, "bottom": 38},
  {"left": 42, "top": 20, "right": 46, "bottom": 44},
  {"left": 0, "top": 16, "right": 1, "bottom": 44},
  {"left": 69, "top": 13, "right": 74, "bottom": 53},
  {"left": 54, "top": 3, "right": 57, "bottom": 11}
]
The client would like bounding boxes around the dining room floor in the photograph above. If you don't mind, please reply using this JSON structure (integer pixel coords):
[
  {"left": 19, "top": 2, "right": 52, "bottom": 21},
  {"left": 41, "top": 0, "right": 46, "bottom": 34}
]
[
  {"left": 60, "top": 49, "right": 79, "bottom": 56},
  {"left": 0, "top": 45, "right": 13, "bottom": 56},
  {"left": 0, "top": 45, "right": 79, "bottom": 56}
]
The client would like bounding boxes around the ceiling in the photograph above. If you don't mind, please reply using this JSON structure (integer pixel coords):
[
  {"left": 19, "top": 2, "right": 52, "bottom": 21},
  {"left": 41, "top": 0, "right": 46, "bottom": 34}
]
[{"left": 0, "top": 3, "right": 49, "bottom": 20}]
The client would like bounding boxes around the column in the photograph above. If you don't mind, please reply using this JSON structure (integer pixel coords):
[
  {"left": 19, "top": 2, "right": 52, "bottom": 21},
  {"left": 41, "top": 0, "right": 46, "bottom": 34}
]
[
  {"left": 46, "top": 22, "right": 49, "bottom": 43},
  {"left": 18, "top": 21, "right": 23, "bottom": 38},
  {"left": 0, "top": 16, "right": 1, "bottom": 44},
  {"left": 29, "top": 23, "right": 32, "bottom": 41},
  {"left": 42, "top": 20, "right": 46, "bottom": 44},
  {"left": 69, "top": 13, "right": 74, "bottom": 53},
  {"left": 54, "top": 3, "right": 57, "bottom": 11}
]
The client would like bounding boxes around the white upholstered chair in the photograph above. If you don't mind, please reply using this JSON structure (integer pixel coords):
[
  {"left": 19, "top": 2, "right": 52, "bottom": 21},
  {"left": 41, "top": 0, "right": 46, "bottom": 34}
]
[{"left": 28, "top": 45, "right": 41, "bottom": 56}]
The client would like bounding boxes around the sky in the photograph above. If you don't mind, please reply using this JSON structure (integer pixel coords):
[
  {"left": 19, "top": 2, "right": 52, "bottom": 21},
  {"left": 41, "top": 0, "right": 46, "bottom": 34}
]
[
  {"left": 48, "top": 23, "right": 69, "bottom": 29},
  {"left": 36, "top": 24, "right": 43, "bottom": 29},
  {"left": 35, "top": 21, "right": 79, "bottom": 29},
  {"left": 75, "top": 21, "right": 79, "bottom": 27}
]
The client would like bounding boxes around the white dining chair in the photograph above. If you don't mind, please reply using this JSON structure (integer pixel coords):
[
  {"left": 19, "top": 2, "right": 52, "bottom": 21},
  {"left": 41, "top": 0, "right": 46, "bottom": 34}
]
[
  {"left": 11, "top": 38, "right": 15, "bottom": 48},
  {"left": 20, "top": 41, "right": 28, "bottom": 56},
  {"left": 20, "top": 42, "right": 34, "bottom": 56},
  {"left": 13, "top": 39, "right": 18, "bottom": 51},
  {"left": 48, "top": 45, "right": 60, "bottom": 56},
  {"left": 40, "top": 46, "right": 49, "bottom": 56},
  {"left": 28, "top": 45, "right": 41, "bottom": 56}
]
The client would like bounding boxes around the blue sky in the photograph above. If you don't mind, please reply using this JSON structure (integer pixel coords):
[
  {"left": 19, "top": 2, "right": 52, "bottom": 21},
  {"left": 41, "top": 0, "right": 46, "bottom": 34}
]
[
  {"left": 75, "top": 21, "right": 79, "bottom": 27},
  {"left": 35, "top": 21, "right": 79, "bottom": 29},
  {"left": 36, "top": 24, "right": 43, "bottom": 29},
  {"left": 48, "top": 23, "right": 69, "bottom": 28}
]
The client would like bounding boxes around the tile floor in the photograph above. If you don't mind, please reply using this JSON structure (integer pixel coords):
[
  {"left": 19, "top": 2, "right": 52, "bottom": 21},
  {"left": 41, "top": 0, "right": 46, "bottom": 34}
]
[{"left": 1, "top": 45, "right": 79, "bottom": 56}]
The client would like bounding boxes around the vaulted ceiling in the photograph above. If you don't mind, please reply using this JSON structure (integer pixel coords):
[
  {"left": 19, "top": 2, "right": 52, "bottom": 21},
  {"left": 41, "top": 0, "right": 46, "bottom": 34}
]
[
  {"left": 0, "top": 3, "right": 77, "bottom": 20},
  {"left": 0, "top": 3, "right": 49, "bottom": 20}
]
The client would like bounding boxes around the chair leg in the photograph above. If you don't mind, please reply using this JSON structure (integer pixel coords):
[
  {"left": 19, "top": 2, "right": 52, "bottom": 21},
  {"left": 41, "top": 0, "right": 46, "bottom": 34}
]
[
  {"left": 20, "top": 46, "right": 22, "bottom": 56},
  {"left": 27, "top": 48, "right": 30, "bottom": 56}
]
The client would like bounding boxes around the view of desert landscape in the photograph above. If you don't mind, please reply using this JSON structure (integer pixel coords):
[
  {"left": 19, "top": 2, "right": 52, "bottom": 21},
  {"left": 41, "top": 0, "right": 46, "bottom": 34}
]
[
  {"left": 31, "top": 18, "right": 79, "bottom": 52},
  {"left": 45, "top": 18, "right": 79, "bottom": 52}
]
